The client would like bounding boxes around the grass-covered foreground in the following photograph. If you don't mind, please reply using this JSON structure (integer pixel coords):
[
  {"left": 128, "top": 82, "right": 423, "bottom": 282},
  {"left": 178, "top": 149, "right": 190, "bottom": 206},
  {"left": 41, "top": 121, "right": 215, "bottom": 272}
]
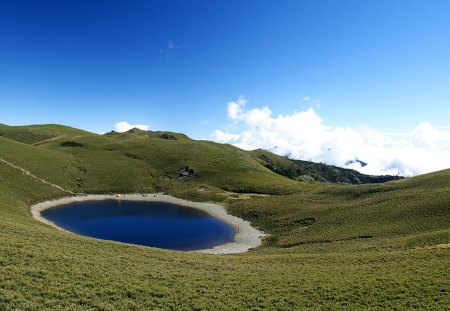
[{"left": 0, "top": 123, "right": 449, "bottom": 310}]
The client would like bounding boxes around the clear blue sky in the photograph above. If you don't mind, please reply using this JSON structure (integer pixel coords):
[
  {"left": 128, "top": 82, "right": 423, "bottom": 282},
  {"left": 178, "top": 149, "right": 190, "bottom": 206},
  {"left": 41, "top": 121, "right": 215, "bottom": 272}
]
[{"left": 1, "top": 0, "right": 449, "bottom": 137}]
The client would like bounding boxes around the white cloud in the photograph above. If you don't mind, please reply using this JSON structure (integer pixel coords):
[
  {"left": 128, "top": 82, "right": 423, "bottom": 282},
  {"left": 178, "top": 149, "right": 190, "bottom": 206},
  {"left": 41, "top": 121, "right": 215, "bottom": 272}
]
[
  {"left": 211, "top": 97, "right": 450, "bottom": 176},
  {"left": 227, "top": 96, "right": 247, "bottom": 120},
  {"left": 211, "top": 130, "right": 241, "bottom": 143},
  {"left": 114, "top": 121, "right": 150, "bottom": 133}
]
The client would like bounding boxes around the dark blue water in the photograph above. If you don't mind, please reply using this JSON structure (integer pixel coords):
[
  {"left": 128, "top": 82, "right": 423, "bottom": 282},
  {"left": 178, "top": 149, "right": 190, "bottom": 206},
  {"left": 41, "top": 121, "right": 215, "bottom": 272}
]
[{"left": 41, "top": 200, "right": 235, "bottom": 251}]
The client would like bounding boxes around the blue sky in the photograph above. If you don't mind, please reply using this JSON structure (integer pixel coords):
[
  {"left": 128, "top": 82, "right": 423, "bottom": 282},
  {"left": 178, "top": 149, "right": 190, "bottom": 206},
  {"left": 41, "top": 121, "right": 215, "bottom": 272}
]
[{"left": 1, "top": 0, "right": 450, "bottom": 175}]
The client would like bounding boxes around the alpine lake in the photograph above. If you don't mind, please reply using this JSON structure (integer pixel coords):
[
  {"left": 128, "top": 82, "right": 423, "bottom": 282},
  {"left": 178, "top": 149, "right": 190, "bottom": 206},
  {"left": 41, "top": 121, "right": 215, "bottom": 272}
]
[{"left": 41, "top": 199, "right": 235, "bottom": 251}]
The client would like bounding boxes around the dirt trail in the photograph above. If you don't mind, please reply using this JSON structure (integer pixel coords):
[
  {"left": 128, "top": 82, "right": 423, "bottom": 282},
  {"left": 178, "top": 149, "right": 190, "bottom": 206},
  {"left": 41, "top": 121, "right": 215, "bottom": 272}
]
[
  {"left": 420, "top": 243, "right": 450, "bottom": 250},
  {"left": 32, "top": 134, "right": 67, "bottom": 146},
  {"left": 0, "top": 157, "right": 76, "bottom": 195}
]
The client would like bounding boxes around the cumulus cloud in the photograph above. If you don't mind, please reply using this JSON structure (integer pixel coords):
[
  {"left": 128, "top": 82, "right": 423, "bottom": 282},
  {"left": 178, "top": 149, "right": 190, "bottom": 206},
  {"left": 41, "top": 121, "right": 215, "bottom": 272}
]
[
  {"left": 211, "top": 97, "right": 450, "bottom": 176},
  {"left": 114, "top": 121, "right": 150, "bottom": 133}
]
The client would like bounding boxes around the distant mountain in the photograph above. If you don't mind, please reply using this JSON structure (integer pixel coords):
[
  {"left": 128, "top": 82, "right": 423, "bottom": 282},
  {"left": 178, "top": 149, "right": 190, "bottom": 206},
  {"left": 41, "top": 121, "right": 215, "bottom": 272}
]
[{"left": 250, "top": 149, "right": 403, "bottom": 184}]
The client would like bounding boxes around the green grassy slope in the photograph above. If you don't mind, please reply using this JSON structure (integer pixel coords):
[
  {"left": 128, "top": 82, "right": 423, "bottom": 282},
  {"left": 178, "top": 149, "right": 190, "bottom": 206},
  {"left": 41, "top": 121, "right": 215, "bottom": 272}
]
[
  {"left": 0, "top": 137, "right": 81, "bottom": 191},
  {"left": 0, "top": 123, "right": 92, "bottom": 145},
  {"left": 0, "top": 124, "right": 448, "bottom": 310},
  {"left": 41, "top": 130, "right": 303, "bottom": 195},
  {"left": 227, "top": 174, "right": 450, "bottom": 253}
]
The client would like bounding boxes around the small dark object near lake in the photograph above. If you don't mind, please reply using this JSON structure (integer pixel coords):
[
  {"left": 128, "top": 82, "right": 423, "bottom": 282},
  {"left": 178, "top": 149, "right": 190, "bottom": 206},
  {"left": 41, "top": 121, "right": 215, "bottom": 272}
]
[
  {"left": 41, "top": 200, "right": 235, "bottom": 251},
  {"left": 60, "top": 141, "right": 84, "bottom": 147}
]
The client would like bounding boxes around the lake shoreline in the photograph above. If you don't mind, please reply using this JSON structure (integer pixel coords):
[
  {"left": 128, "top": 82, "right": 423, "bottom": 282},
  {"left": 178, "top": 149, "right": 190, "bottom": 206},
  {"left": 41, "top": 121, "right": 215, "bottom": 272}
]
[{"left": 30, "top": 194, "right": 265, "bottom": 255}]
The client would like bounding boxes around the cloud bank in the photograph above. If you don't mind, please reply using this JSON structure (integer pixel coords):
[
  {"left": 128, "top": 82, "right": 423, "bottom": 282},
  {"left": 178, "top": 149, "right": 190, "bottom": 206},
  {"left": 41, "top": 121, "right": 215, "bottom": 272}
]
[
  {"left": 114, "top": 121, "right": 150, "bottom": 132},
  {"left": 211, "top": 97, "right": 450, "bottom": 176}
]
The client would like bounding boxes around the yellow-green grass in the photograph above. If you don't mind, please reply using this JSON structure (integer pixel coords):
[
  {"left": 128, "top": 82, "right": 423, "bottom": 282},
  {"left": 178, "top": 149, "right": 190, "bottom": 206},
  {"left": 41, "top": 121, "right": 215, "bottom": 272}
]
[
  {"left": 41, "top": 131, "right": 303, "bottom": 195},
  {"left": 0, "top": 125, "right": 448, "bottom": 310},
  {"left": 0, "top": 123, "right": 91, "bottom": 145}
]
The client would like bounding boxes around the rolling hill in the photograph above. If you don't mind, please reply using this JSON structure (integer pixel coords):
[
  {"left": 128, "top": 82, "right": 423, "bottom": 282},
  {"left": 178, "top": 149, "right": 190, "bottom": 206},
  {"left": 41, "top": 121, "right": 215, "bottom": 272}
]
[{"left": 0, "top": 123, "right": 448, "bottom": 310}]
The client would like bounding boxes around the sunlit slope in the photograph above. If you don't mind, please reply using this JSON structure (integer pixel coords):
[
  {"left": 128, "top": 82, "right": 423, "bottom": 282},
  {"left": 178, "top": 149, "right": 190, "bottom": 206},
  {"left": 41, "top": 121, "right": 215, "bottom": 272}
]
[
  {"left": 40, "top": 131, "right": 302, "bottom": 194},
  {"left": 0, "top": 137, "right": 81, "bottom": 191},
  {"left": 0, "top": 123, "right": 92, "bottom": 145},
  {"left": 0, "top": 161, "right": 63, "bottom": 220},
  {"left": 0, "top": 127, "right": 300, "bottom": 195},
  {"left": 228, "top": 169, "right": 450, "bottom": 253}
]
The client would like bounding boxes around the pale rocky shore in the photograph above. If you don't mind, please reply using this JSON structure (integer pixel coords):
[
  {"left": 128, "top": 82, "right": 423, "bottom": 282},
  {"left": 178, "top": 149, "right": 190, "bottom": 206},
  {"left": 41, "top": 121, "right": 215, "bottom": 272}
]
[{"left": 31, "top": 194, "right": 265, "bottom": 255}]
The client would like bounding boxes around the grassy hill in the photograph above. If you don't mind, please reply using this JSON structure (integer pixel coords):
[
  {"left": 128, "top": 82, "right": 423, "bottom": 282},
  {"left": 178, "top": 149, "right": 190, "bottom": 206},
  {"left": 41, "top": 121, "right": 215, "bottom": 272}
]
[
  {"left": 0, "top": 123, "right": 91, "bottom": 145},
  {"left": 0, "top": 124, "right": 448, "bottom": 310}
]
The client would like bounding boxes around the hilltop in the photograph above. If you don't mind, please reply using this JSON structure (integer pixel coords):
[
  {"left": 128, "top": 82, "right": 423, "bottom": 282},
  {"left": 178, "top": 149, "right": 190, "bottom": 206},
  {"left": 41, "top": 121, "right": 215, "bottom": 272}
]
[{"left": 0, "top": 123, "right": 448, "bottom": 309}]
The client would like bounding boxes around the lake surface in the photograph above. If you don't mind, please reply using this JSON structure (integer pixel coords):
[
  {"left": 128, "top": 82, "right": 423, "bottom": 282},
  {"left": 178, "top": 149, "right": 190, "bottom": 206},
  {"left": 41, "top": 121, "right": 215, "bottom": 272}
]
[{"left": 41, "top": 200, "right": 235, "bottom": 251}]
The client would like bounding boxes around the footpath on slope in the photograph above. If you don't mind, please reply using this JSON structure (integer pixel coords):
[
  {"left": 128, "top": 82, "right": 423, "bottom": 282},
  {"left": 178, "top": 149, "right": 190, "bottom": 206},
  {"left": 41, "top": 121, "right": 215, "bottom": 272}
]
[
  {"left": 32, "top": 134, "right": 67, "bottom": 146},
  {"left": 0, "top": 157, "right": 76, "bottom": 195}
]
